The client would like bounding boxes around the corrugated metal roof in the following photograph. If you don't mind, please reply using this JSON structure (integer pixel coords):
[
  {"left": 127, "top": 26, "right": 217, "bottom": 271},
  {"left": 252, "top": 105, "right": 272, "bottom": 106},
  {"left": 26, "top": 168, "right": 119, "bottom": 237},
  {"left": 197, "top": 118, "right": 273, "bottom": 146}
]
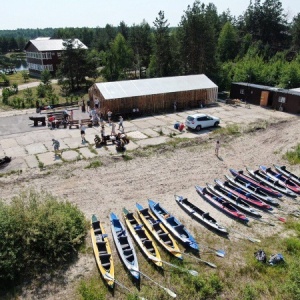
[
  {"left": 290, "top": 87, "right": 300, "bottom": 93},
  {"left": 95, "top": 74, "right": 217, "bottom": 100},
  {"left": 28, "top": 38, "right": 88, "bottom": 51}
]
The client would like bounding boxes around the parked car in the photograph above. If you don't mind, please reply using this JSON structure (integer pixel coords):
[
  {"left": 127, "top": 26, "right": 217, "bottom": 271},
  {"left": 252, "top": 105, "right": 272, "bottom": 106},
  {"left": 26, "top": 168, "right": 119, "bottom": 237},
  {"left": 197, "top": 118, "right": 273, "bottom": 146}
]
[{"left": 185, "top": 113, "right": 220, "bottom": 131}]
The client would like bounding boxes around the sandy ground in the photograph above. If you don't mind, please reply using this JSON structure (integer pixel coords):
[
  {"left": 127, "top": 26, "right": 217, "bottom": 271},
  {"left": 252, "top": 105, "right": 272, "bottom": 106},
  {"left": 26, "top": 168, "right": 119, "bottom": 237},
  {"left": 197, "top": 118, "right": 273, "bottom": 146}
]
[{"left": 1, "top": 115, "right": 300, "bottom": 299}]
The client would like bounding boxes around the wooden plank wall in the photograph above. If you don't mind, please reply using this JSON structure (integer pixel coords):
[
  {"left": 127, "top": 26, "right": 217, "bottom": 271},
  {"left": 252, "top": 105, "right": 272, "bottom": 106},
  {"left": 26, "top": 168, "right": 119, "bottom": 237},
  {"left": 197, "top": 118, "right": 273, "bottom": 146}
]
[{"left": 89, "top": 83, "right": 216, "bottom": 116}]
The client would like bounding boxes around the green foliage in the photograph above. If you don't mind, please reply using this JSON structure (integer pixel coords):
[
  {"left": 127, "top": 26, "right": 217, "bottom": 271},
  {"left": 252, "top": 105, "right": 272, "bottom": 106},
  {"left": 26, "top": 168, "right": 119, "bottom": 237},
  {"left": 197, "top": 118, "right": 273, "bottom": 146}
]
[
  {"left": 122, "top": 154, "right": 133, "bottom": 161},
  {"left": 179, "top": 1, "right": 217, "bottom": 78},
  {"left": 36, "top": 83, "right": 47, "bottom": 98},
  {"left": 180, "top": 273, "right": 223, "bottom": 299},
  {"left": 285, "top": 237, "right": 300, "bottom": 255},
  {"left": 284, "top": 261, "right": 300, "bottom": 300},
  {"left": 241, "top": 284, "right": 259, "bottom": 300},
  {"left": 40, "top": 69, "right": 51, "bottom": 85},
  {"left": 283, "top": 144, "right": 300, "bottom": 164},
  {"left": 152, "top": 11, "right": 173, "bottom": 77},
  {"left": 0, "top": 190, "right": 87, "bottom": 289},
  {"left": 85, "top": 160, "right": 102, "bottom": 169},
  {"left": 78, "top": 277, "right": 106, "bottom": 300},
  {"left": 21, "top": 70, "right": 29, "bottom": 82},
  {"left": 218, "top": 21, "right": 238, "bottom": 62},
  {"left": 213, "top": 123, "right": 240, "bottom": 136}
]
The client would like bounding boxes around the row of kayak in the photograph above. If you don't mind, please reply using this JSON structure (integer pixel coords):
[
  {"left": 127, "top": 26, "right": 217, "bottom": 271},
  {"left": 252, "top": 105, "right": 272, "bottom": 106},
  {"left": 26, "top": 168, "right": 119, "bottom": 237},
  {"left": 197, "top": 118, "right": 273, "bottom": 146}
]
[
  {"left": 91, "top": 165, "right": 299, "bottom": 288},
  {"left": 196, "top": 165, "right": 299, "bottom": 224},
  {"left": 91, "top": 199, "right": 202, "bottom": 288}
]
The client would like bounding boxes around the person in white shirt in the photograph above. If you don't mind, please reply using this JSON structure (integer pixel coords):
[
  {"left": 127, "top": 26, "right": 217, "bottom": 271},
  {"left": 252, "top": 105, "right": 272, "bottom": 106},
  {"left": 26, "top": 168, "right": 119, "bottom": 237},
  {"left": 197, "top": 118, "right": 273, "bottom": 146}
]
[{"left": 118, "top": 116, "right": 124, "bottom": 130}]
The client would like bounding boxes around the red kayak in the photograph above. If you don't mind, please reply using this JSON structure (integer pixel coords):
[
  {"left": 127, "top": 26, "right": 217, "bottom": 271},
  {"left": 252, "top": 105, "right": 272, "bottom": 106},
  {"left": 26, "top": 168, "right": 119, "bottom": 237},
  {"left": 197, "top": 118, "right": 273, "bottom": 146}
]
[
  {"left": 214, "top": 179, "right": 272, "bottom": 211},
  {"left": 260, "top": 166, "right": 300, "bottom": 195},
  {"left": 195, "top": 185, "right": 249, "bottom": 224},
  {"left": 229, "top": 169, "right": 283, "bottom": 198}
]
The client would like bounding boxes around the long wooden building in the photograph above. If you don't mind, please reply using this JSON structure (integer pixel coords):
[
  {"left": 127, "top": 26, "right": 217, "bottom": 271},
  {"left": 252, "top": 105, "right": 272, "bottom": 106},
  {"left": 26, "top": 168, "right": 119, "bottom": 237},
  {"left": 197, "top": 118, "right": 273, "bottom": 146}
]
[
  {"left": 88, "top": 74, "right": 218, "bottom": 117},
  {"left": 230, "top": 82, "right": 300, "bottom": 114}
]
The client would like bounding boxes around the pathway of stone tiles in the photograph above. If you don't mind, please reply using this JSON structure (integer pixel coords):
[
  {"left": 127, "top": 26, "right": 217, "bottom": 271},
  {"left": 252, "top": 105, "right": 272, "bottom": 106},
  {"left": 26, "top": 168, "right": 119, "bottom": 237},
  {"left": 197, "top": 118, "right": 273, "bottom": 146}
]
[{"left": 0, "top": 103, "right": 296, "bottom": 173}]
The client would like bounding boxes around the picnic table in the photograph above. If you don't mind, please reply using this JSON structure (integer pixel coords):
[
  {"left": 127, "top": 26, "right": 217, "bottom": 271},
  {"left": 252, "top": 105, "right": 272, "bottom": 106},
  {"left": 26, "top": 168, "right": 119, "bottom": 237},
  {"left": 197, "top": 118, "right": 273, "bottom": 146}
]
[{"left": 29, "top": 116, "right": 46, "bottom": 126}]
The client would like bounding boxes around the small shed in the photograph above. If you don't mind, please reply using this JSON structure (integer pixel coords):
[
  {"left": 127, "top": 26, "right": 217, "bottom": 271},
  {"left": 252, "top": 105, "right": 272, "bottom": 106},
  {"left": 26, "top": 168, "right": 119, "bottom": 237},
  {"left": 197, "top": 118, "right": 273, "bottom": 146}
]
[
  {"left": 230, "top": 82, "right": 300, "bottom": 114},
  {"left": 88, "top": 74, "right": 218, "bottom": 117}
]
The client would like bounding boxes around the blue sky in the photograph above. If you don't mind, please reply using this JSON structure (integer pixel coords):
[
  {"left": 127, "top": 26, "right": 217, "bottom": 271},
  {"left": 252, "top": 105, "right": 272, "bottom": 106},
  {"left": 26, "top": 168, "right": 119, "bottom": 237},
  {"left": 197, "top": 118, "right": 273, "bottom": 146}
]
[{"left": 1, "top": 0, "right": 299, "bottom": 30}]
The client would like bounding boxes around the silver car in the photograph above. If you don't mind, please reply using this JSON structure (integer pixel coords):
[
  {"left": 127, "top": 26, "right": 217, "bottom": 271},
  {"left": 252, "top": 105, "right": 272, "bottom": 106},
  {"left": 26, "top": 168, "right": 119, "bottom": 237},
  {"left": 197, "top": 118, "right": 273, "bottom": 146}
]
[{"left": 185, "top": 113, "right": 220, "bottom": 131}]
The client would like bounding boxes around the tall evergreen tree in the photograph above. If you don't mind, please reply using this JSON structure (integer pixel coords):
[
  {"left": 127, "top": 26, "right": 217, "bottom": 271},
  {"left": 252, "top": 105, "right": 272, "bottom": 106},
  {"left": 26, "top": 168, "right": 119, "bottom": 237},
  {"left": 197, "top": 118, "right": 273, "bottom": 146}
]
[
  {"left": 217, "top": 21, "right": 239, "bottom": 62},
  {"left": 129, "top": 21, "right": 152, "bottom": 78},
  {"left": 291, "top": 13, "right": 300, "bottom": 51},
  {"left": 242, "top": 0, "right": 289, "bottom": 52},
  {"left": 178, "top": 1, "right": 217, "bottom": 78},
  {"left": 57, "top": 39, "right": 93, "bottom": 91},
  {"left": 151, "top": 11, "right": 172, "bottom": 77}
]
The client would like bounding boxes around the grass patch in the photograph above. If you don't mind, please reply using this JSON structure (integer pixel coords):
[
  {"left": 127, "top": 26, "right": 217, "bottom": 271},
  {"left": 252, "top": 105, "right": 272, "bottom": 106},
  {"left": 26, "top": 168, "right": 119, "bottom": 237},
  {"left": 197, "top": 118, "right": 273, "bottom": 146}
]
[
  {"left": 5, "top": 71, "right": 37, "bottom": 86},
  {"left": 78, "top": 276, "right": 106, "bottom": 300},
  {"left": 283, "top": 144, "right": 300, "bottom": 165},
  {"left": 213, "top": 124, "right": 241, "bottom": 136},
  {"left": 122, "top": 154, "right": 133, "bottom": 161},
  {"left": 0, "top": 169, "right": 22, "bottom": 177},
  {"left": 85, "top": 160, "right": 102, "bottom": 169}
]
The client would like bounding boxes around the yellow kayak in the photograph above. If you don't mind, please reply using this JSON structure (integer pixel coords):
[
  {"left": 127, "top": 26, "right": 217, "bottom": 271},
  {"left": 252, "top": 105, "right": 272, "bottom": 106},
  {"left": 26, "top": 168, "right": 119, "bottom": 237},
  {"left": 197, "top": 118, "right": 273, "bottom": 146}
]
[
  {"left": 91, "top": 214, "right": 114, "bottom": 287},
  {"left": 136, "top": 203, "right": 182, "bottom": 260},
  {"left": 123, "top": 208, "right": 163, "bottom": 268}
]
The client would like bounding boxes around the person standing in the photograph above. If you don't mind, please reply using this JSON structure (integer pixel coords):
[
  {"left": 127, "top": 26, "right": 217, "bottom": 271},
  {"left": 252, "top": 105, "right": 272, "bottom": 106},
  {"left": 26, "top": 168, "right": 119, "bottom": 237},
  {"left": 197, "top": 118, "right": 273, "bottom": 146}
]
[
  {"left": 111, "top": 122, "right": 116, "bottom": 136},
  {"left": 63, "top": 108, "right": 69, "bottom": 121},
  {"left": 100, "top": 125, "right": 106, "bottom": 144},
  {"left": 87, "top": 99, "right": 90, "bottom": 113},
  {"left": 80, "top": 124, "right": 87, "bottom": 144},
  {"left": 118, "top": 116, "right": 124, "bottom": 130},
  {"left": 215, "top": 140, "right": 220, "bottom": 156},
  {"left": 81, "top": 98, "right": 86, "bottom": 113},
  {"left": 52, "top": 139, "right": 60, "bottom": 155},
  {"left": 107, "top": 109, "right": 112, "bottom": 124},
  {"left": 94, "top": 98, "right": 99, "bottom": 109}
]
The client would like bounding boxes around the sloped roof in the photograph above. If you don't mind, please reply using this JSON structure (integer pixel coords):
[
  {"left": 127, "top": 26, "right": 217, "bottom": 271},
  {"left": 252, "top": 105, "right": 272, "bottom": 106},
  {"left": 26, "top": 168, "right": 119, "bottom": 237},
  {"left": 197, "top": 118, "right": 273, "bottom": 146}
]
[
  {"left": 25, "top": 38, "right": 88, "bottom": 51},
  {"left": 233, "top": 82, "right": 300, "bottom": 96},
  {"left": 95, "top": 74, "right": 217, "bottom": 100}
]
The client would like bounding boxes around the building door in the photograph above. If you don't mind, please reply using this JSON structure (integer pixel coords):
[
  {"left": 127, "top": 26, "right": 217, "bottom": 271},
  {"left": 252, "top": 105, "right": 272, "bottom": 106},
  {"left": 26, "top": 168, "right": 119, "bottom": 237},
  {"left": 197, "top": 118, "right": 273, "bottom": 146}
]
[{"left": 260, "top": 91, "right": 269, "bottom": 106}]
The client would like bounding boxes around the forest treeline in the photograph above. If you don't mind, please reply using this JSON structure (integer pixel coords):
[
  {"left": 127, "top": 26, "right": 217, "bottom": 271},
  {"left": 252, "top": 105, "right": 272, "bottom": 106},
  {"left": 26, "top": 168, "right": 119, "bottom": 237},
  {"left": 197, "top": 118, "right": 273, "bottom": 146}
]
[{"left": 1, "top": 0, "right": 300, "bottom": 90}]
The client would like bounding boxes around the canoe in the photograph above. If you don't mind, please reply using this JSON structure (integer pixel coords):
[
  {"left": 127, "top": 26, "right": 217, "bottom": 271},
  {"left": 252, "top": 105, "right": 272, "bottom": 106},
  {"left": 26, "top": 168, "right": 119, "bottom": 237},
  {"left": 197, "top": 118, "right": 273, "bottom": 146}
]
[
  {"left": 247, "top": 167, "right": 297, "bottom": 198},
  {"left": 215, "top": 179, "right": 272, "bottom": 211},
  {"left": 148, "top": 199, "right": 199, "bottom": 252},
  {"left": 206, "top": 183, "right": 262, "bottom": 218},
  {"left": 136, "top": 203, "right": 183, "bottom": 260},
  {"left": 230, "top": 168, "right": 283, "bottom": 198},
  {"left": 91, "top": 214, "right": 114, "bottom": 288},
  {"left": 195, "top": 185, "right": 249, "bottom": 224},
  {"left": 123, "top": 208, "right": 162, "bottom": 268},
  {"left": 274, "top": 165, "right": 300, "bottom": 186},
  {"left": 174, "top": 195, "right": 228, "bottom": 235},
  {"left": 260, "top": 165, "right": 300, "bottom": 195},
  {"left": 110, "top": 212, "right": 140, "bottom": 280},
  {"left": 225, "top": 174, "right": 280, "bottom": 207}
]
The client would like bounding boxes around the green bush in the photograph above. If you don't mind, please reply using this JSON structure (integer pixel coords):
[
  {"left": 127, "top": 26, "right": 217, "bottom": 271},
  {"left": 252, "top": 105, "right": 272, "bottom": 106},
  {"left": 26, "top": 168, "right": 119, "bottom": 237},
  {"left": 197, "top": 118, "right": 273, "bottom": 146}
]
[
  {"left": 283, "top": 144, "right": 300, "bottom": 165},
  {"left": 0, "top": 190, "right": 87, "bottom": 289}
]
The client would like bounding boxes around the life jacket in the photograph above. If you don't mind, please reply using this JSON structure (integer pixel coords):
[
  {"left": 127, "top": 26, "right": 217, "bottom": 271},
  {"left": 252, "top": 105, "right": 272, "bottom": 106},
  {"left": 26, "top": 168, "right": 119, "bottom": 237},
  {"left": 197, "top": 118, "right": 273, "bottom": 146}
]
[
  {"left": 269, "top": 253, "right": 284, "bottom": 265},
  {"left": 254, "top": 249, "right": 267, "bottom": 263}
]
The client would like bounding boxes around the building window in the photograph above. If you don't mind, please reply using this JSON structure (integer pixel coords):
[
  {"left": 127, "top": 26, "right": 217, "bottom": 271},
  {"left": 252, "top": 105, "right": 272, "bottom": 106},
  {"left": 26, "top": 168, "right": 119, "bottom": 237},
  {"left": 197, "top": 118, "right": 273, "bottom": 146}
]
[
  {"left": 240, "top": 89, "right": 245, "bottom": 95},
  {"left": 278, "top": 96, "right": 286, "bottom": 103}
]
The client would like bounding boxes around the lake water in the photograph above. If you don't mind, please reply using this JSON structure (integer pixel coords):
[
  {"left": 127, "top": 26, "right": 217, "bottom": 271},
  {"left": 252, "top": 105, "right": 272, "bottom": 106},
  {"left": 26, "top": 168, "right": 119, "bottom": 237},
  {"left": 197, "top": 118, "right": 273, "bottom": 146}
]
[{"left": 15, "top": 60, "right": 28, "bottom": 71}]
